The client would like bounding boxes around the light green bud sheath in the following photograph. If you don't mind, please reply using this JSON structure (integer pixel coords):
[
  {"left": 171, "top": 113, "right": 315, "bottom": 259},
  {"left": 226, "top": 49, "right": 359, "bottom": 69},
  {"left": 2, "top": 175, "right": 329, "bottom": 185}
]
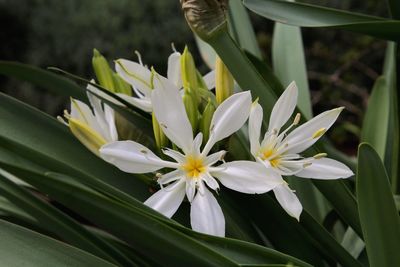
[
  {"left": 215, "top": 56, "right": 233, "bottom": 104},
  {"left": 200, "top": 98, "right": 215, "bottom": 142},
  {"left": 92, "top": 48, "right": 116, "bottom": 92}
]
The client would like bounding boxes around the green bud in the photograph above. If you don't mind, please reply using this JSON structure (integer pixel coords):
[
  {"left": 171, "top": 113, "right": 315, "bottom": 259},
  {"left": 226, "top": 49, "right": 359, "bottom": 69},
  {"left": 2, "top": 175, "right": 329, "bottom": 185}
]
[
  {"left": 180, "top": 46, "right": 198, "bottom": 92},
  {"left": 112, "top": 72, "right": 132, "bottom": 96},
  {"left": 183, "top": 88, "right": 199, "bottom": 133},
  {"left": 215, "top": 56, "right": 233, "bottom": 104},
  {"left": 152, "top": 113, "right": 168, "bottom": 150},
  {"left": 92, "top": 48, "right": 116, "bottom": 92},
  {"left": 181, "top": 0, "right": 229, "bottom": 41},
  {"left": 200, "top": 98, "right": 215, "bottom": 142}
]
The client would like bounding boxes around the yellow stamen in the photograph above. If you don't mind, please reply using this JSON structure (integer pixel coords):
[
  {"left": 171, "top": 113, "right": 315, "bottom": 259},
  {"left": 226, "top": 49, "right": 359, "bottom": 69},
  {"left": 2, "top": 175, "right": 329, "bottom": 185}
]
[
  {"left": 312, "top": 128, "right": 326, "bottom": 139},
  {"left": 270, "top": 158, "right": 281, "bottom": 168},
  {"left": 182, "top": 156, "right": 206, "bottom": 178},
  {"left": 313, "top": 153, "right": 327, "bottom": 159}
]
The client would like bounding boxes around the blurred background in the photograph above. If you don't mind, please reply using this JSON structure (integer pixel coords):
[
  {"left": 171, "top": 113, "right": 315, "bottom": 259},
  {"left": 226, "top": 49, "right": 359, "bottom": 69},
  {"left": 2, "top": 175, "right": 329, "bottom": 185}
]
[{"left": 0, "top": 0, "right": 389, "bottom": 154}]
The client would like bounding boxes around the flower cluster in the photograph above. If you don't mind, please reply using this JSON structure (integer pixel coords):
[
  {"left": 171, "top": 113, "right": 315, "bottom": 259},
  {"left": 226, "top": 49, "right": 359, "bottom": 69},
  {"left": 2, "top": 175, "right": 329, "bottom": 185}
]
[{"left": 63, "top": 48, "right": 353, "bottom": 237}]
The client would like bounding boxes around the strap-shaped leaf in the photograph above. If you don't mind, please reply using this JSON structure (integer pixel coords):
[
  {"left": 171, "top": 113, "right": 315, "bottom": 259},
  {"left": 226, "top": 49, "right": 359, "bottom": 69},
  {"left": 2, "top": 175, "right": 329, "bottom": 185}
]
[
  {"left": 357, "top": 143, "right": 400, "bottom": 267},
  {"left": 244, "top": 0, "right": 400, "bottom": 41},
  {"left": 0, "top": 219, "right": 117, "bottom": 267}
]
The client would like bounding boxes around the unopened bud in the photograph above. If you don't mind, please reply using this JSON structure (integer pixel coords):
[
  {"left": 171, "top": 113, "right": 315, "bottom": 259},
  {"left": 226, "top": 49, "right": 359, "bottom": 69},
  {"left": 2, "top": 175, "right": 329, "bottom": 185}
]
[
  {"left": 112, "top": 72, "right": 132, "bottom": 96},
  {"left": 215, "top": 56, "right": 233, "bottom": 104},
  {"left": 180, "top": 0, "right": 229, "bottom": 41},
  {"left": 92, "top": 49, "right": 116, "bottom": 92},
  {"left": 69, "top": 118, "right": 107, "bottom": 156},
  {"left": 200, "top": 98, "right": 216, "bottom": 142},
  {"left": 181, "top": 46, "right": 198, "bottom": 92},
  {"left": 183, "top": 88, "right": 199, "bottom": 132},
  {"left": 152, "top": 113, "right": 168, "bottom": 150}
]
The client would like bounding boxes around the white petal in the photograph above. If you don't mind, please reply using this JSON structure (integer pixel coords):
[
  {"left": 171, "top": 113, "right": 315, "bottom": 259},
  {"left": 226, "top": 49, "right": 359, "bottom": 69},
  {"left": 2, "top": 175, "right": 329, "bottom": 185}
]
[
  {"left": 201, "top": 172, "right": 219, "bottom": 191},
  {"left": 162, "top": 148, "right": 185, "bottom": 163},
  {"left": 100, "top": 141, "right": 177, "bottom": 173},
  {"left": 70, "top": 98, "right": 105, "bottom": 135},
  {"left": 285, "top": 107, "right": 344, "bottom": 154},
  {"left": 191, "top": 132, "right": 203, "bottom": 155},
  {"left": 204, "top": 150, "right": 226, "bottom": 166},
  {"left": 190, "top": 188, "right": 225, "bottom": 237},
  {"left": 203, "top": 70, "right": 215, "bottom": 90},
  {"left": 167, "top": 52, "right": 182, "bottom": 88},
  {"left": 296, "top": 158, "right": 354, "bottom": 179},
  {"left": 158, "top": 169, "right": 184, "bottom": 185},
  {"left": 103, "top": 105, "right": 118, "bottom": 142},
  {"left": 151, "top": 75, "right": 194, "bottom": 153},
  {"left": 273, "top": 184, "right": 302, "bottom": 221},
  {"left": 249, "top": 103, "right": 263, "bottom": 156},
  {"left": 203, "top": 91, "right": 252, "bottom": 155},
  {"left": 211, "top": 161, "right": 282, "bottom": 194},
  {"left": 86, "top": 83, "right": 122, "bottom": 106},
  {"left": 268, "top": 81, "right": 298, "bottom": 132},
  {"left": 116, "top": 93, "right": 152, "bottom": 113},
  {"left": 115, "top": 59, "right": 152, "bottom": 97},
  {"left": 186, "top": 178, "right": 196, "bottom": 202},
  {"left": 144, "top": 179, "right": 185, "bottom": 218}
]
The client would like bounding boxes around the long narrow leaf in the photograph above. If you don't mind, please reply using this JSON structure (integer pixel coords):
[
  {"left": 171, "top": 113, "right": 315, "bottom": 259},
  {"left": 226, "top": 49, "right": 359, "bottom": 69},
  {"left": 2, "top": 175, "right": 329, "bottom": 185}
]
[
  {"left": 357, "top": 143, "right": 400, "bottom": 267},
  {"left": 244, "top": 0, "right": 400, "bottom": 41},
  {"left": 0, "top": 219, "right": 117, "bottom": 267}
]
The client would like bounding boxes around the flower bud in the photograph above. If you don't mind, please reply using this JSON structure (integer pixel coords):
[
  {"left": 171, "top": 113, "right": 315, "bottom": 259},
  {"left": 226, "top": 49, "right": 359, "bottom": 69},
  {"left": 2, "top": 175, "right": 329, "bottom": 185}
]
[
  {"left": 180, "top": 0, "right": 229, "bottom": 41},
  {"left": 92, "top": 49, "right": 116, "bottom": 92},
  {"left": 215, "top": 56, "right": 233, "bottom": 104},
  {"left": 152, "top": 113, "right": 168, "bottom": 150},
  {"left": 112, "top": 72, "right": 132, "bottom": 96},
  {"left": 180, "top": 46, "right": 198, "bottom": 93},
  {"left": 183, "top": 88, "right": 199, "bottom": 133},
  {"left": 69, "top": 118, "right": 107, "bottom": 156},
  {"left": 200, "top": 98, "right": 215, "bottom": 141}
]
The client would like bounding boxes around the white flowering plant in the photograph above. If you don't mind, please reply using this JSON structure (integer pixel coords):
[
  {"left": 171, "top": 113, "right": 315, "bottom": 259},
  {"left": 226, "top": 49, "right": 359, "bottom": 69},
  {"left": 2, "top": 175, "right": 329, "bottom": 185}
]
[{"left": 0, "top": 0, "right": 399, "bottom": 266}]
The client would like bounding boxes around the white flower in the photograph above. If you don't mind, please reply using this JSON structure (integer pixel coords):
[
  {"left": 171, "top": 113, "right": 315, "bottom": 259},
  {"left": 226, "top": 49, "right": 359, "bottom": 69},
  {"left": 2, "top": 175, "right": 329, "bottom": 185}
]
[
  {"left": 114, "top": 51, "right": 215, "bottom": 113},
  {"left": 59, "top": 84, "right": 118, "bottom": 155},
  {"left": 100, "top": 76, "right": 281, "bottom": 236},
  {"left": 249, "top": 81, "right": 354, "bottom": 220}
]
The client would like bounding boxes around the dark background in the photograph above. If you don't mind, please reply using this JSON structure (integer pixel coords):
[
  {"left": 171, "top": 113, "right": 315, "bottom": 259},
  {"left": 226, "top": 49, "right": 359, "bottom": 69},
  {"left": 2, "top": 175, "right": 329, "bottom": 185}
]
[{"left": 0, "top": 0, "right": 389, "bottom": 154}]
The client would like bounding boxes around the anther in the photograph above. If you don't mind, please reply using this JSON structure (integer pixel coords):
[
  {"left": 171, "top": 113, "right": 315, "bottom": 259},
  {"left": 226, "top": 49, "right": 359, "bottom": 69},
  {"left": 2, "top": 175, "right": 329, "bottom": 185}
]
[
  {"left": 312, "top": 128, "right": 326, "bottom": 139},
  {"left": 293, "top": 113, "right": 301, "bottom": 125},
  {"left": 313, "top": 153, "right": 327, "bottom": 159}
]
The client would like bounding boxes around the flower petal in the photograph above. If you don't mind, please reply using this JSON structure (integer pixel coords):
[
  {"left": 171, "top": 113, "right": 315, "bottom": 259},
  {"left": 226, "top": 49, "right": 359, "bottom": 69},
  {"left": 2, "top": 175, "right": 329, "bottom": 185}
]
[
  {"left": 296, "top": 158, "right": 354, "bottom": 179},
  {"left": 249, "top": 102, "right": 263, "bottom": 156},
  {"left": 186, "top": 178, "right": 196, "bottom": 202},
  {"left": 203, "top": 70, "right": 215, "bottom": 90},
  {"left": 211, "top": 161, "right": 282, "bottom": 194},
  {"left": 201, "top": 172, "right": 219, "bottom": 191},
  {"left": 273, "top": 183, "right": 302, "bottom": 221},
  {"left": 190, "top": 188, "right": 225, "bottom": 237},
  {"left": 151, "top": 75, "right": 194, "bottom": 153},
  {"left": 116, "top": 93, "right": 152, "bottom": 113},
  {"left": 204, "top": 150, "right": 226, "bottom": 166},
  {"left": 285, "top": 107, "right": 344, "bottom": 154},
  {"left": 100, "top": 141, "right": 177, "bottom": 173},
  {"left": 203, "top": 91, "right": 252, "bottom": 155},
  {"left": 103, "top": 105, "right": 118, "bottom": 142},
  {"left": 144, "top": 179, "right": 185, "bottom": 218},
  {"left": 158, "top": 169, "right": 184, "bottom": 185},
  {"left": 115, "top": 59, "right": 152, "bottom": 97},
  {"left": 167, "top": 52, "right": 182, "bottom": 89},
  {"left": 268, "top": 81, "right": 298, "bottom": 132}
]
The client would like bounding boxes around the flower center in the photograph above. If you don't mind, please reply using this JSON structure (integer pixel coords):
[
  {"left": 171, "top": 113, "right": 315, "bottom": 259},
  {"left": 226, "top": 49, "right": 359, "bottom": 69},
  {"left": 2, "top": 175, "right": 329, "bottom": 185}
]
[
  {"left": 261, "top": 148, "right": 280, "bottom": 168},
  {"left": 182, "top": 156, "right": 206, "bottom": 178}
]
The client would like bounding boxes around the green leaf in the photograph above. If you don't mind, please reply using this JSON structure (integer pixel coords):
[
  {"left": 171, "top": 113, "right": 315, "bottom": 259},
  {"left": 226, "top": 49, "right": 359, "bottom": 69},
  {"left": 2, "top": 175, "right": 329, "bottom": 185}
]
[
  {"left": 383, "top": 42, "right": 399, "bottom": 192},
  {"left": 357, "top": 143, "right": 400, "bottom": 267},
  {"left": 0, "top": 61, "right": 87, "bottom": 103},
  {"left": 228, "top": 0, "right": 262, "bottom": 58},
  {"left": 0, "top": 219, "right": 117, "bottom": 267},
  {"left": 0, "top": 167, "right": 134, "bottom": 266},
  {"left": 244, "top": 0, "right": 400, "bottom": 41},
  {"left": 361, "top": 77, "right": 389, "bottom": 160},
  {"left": 0, "top": 93, "right": 151, "bottom": 200},
  {"left": 272, "top": 23, "right": 312, "bottom": 119}
]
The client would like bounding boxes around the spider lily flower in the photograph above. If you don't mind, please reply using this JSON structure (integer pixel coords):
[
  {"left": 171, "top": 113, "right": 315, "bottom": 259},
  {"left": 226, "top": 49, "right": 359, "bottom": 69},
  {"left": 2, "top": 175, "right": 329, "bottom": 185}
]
[
  {"left": 59, "top": 84, "right": 118, "bottom": 155},
  {"left": 100, "top": 77, "right": 281, "bottom": 236},
  {"left": 249, "top": 82, "right": 354, "bottom": 220},
  {"left": 115, "top": 49, "right": 215, "bottom": 113}
]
